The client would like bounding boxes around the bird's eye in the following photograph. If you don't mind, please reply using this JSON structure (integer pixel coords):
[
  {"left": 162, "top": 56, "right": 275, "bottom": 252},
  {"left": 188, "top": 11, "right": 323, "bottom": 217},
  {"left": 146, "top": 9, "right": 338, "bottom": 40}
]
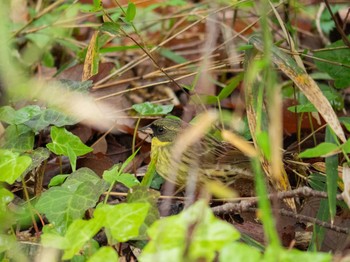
[{"left": 157, "top": 126, "right": 165, "bottom": 134}]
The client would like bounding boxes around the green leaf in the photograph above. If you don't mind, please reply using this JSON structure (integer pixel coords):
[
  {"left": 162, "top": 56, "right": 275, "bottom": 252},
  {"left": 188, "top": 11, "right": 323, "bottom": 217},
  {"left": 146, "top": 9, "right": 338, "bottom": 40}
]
[
  {"left": 100, "top": 22, "right": 120, "bottom": 35},
  {"left": 63, "top": 167, "right": 108, "bottom": 191},
  {"left": 287, "top": 103, "right": 316, "bottom": 113},
  {"left": 0, "top": 188, "right": 14, "bottom": 206},
  {"left": 256, "top": 131, "right": 271, "bottom": 160},
  {"left": 125, "top": 2, "right": 137, "bottom": 22},
  {"left": 2, "top": 124, "right": 35, "bottom": 151},
  {"left": 141, "top": 154, "right": 157, "bottom": 187},
  {"left": 46, "top": 127, "right": 93, "bottom": 171},
  {"left": 42, "top": 51, "right": 55, "bottom": 67},
  {"left": 116, "top": 173, "right": 140, "bottom": 188},
  {"left": 299, "top": 142, "right": 339, "bottom": 158},
  {"left": 309, "top": 199, "right": 329, "bottom": 251},
  {"left": 24, "top": 108, "right": 78, "bottom": 133},
  {"left": 132, "top": 102, "right": 173, "bottom": 116},
  {"left": 23, "top": 147, "right": 50, "bottom": 176},
  {"left": 150, "top": 172, "right": 164, "bottom": 190},
  {"left": 141, "top": 200, "right": 240, "bottom": 262},
  {"left": 308, "top": 173, "right": 327, "bottom": 191},
  {"left": 264, "top": 245, "right": 331, "bottom": 261},
  {"left": 314, "top": 38, "right": 350, "bottom": 89},
  {"left": 48, "top": 174, "right": 69, "bottom": 187},
  {"left": 127, "top": 186, "right": 160, "bottom": 238},
  {"left": 87, "top": 247, "right": 119, "bottom": 262},
  {"left": 0, "top": 106, "right": 16, "bottom": 124},
  {"left": 320, "top": 5, "right": 345, "bottom": 34},
  {"left": 102, "top": 164, "right": 121, "bottom": 184},
  {"left": 94, "top": 203, "right": 150, "bottom": 242},
  {"left": 92, "top": 0, "right": 102, "bottom": 11},
  {"left": 220, "top": 242, "right": 261, "bottom": 262},
  {"left": 35, "top": 168, "right": 108, "bottom": 231},
  {"left": 119, "top": 148, "right": 140, "bottom": 175},
  {"left": 13, "top": 105, "right": 42, "bottom": 124},
  {"left": 103, "top": 149, "right": 140, "bottom": 188},
  {"left": 0, "top": 150, "right": 32, "bottom": 184},
  {"left": 41, "top": 225, "right": 69, "bottom": 250},
  {"left": 342, "top": 138, "right": 350, "bottom": 153},
  {"left": 218, "top": 73, "right": 244, "bottom": 100},
  {"left": 339, "top": 117, "right": 350, "bottom": 132},
  {"left": 325, "top": 127, "right": 338, "bottom": 222},
  {"left": 63, "top": 219, "right": 104, "bottom": 259}
]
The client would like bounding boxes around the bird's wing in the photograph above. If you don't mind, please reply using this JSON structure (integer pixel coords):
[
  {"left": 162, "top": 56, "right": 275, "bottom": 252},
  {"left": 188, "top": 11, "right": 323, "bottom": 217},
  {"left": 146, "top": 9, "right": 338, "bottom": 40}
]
[{"left": 195, "top": 135, "right": 251, "bottom": 166}]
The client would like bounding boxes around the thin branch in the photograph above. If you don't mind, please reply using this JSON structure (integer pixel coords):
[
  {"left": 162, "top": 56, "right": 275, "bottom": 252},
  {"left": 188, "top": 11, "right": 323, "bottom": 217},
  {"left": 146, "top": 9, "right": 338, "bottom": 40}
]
[
  {"left": 323, "top": 0, "right": 350, "bottom": 47},
  {"left": 211, "top": 186, "right": 343, "bottom": 215}
]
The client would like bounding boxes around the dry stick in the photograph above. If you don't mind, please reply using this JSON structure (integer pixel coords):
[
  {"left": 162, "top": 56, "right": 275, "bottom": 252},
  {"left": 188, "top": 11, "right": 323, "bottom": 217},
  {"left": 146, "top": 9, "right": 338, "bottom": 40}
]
[
  {"left": 106, "top": 186, "right": 342, "bottom": 206},
  {"left": 246, "top": 207, "right": 349, "bottom": 234},
  {"left": 211, "top": 186, "right": 343, "bottom": 215},
  {"left": 323, "top": 0, "right": 350, "bottom": 48},
  {"left": 278, "top": 208, "right": 349, "bottom": 234},
  {"left": 212, "top": 187, "right": 349, "bottom": 234}
]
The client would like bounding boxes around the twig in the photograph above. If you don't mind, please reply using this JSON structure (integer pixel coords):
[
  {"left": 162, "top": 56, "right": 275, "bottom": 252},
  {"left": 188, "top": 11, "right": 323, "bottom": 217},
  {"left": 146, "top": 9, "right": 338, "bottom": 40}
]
[
  {"left": 276, "top": 208, "right": 349, "bottom": 234},
  {"left": 211, "top": 186, "right": 343, "bottom": 214},
  {"left": 323, "top": 0, "right": 350, "bottom": 47}
]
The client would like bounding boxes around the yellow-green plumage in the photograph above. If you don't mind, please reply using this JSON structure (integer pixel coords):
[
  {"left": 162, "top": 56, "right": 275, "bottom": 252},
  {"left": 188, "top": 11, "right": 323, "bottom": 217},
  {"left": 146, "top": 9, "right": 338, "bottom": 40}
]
[{"left": 142, "top": 118, "right": 253, "bottom": 187}]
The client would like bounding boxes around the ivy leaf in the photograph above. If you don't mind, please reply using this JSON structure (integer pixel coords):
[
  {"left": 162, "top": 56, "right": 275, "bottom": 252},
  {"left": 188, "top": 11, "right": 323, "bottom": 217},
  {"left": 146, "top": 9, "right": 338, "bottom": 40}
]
[
  {"left": 94, "top": 203, "right": 150, "bottom": 242},
  {"left": 220, "top": 242, "right": 261, "bottom": 262},
  {"left": 62, "top": 219, "right": 104, "bottom": 259},
  {"left": 23, "top": 147, "right": 50, "bottom": 176},
  {"left": 0, "top": 150, "right": 32, "bottom": 184},
  {"left": 141, "top": 200, "right": 240, "bottom": 261},
  {"left": 35, "top": 168, "right": 108, "bottom": 232},
  {"left": 132, "top": 102, "right": 173, "bottom": 116},
  {"left": 0, "top": 106, "right": 16, "bottom": 124},
  {"left": 15, "top": 105, "right": 41, "bottom": 123},
  {"left": 116, "top": 173, "right": 140, "bottom": 188},
  {"left": 24, "top": 108, "right": 78, "bottom": 133},
  {"left": 48, "top": 175, "right": 69, "bottom": 187},
  {"left": 64, "top": 167, "right": 108, "bottom": 191},
  {"left": 0, "top": 188, "right": 14, "bottom": 206},
  {"left": 2, "top": 124, "right": 34, "bottom": 151},
  {"left": 46, "top": 127, "right": 93, "bottom": 171},
  {"left": 103, "top": 149, "right": 140, "bottom": 188},
  {"left": 87, "top": 246, "right": 119, "bottom": 262},
  {"left": 127, "top": 185, "right": 160, "bottom": 239}
]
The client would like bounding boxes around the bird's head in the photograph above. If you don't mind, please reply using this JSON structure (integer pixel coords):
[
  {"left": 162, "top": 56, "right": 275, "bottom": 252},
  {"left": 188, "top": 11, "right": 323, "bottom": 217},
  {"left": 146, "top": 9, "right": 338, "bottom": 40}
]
[{"left": 141, "top": 118, "right": 185, "bottom": 143}]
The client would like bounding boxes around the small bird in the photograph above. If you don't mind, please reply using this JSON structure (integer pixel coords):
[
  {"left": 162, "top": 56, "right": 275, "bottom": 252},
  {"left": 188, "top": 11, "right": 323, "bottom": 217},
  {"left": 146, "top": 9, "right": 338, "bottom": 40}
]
[{"left": 141, "top": 118, "right": 254, "bottom": 193}]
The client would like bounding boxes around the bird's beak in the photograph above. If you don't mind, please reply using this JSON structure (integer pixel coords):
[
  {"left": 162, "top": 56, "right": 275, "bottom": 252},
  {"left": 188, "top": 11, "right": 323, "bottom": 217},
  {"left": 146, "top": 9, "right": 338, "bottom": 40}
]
[{"left": 139, "top": 125, "right": 154, "bottom": 136}]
